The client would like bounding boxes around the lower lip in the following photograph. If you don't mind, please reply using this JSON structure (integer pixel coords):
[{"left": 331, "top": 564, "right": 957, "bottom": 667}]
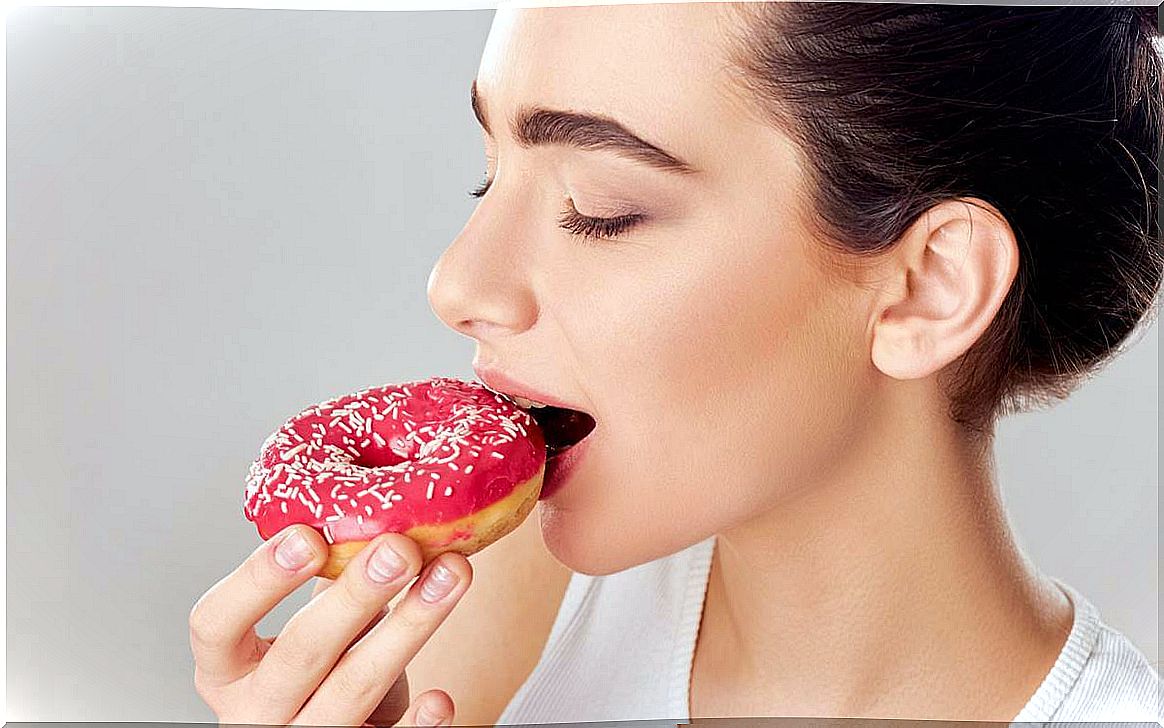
[{"left": 538, "top": 434, "right": 592, "bottom": 500}]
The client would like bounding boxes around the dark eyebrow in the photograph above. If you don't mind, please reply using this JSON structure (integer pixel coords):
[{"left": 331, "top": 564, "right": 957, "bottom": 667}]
[{"left": 470, "top": 79, "right": 699, "bottom": 176}]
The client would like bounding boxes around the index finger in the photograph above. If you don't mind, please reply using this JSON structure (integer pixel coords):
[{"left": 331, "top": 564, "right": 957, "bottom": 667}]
[{"left": 189, "top": 525, "right": 326, "bottom": 688}]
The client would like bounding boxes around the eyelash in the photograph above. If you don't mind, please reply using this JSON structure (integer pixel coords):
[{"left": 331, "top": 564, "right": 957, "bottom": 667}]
[{"left": 467, "top": 175, "right": 644, "bottom": 245}]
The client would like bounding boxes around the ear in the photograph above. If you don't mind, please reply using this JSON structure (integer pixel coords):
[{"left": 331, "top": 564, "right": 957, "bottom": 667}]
[{"left": 869, "top": 199, "right": 1019, "bottom": 380}]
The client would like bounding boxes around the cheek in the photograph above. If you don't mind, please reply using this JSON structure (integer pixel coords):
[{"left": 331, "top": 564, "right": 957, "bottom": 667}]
[
  {"left": 566, "top": 224, "right": 867, "bottom": 527},
  {"left": 656, "top": 233, "right": 850, "bottom": 497}
]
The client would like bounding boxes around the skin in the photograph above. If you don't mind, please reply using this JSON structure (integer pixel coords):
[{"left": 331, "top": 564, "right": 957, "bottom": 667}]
[
  {"left": 426, "top": 2, "right": 1075, "bottom": 722},
  {"left": 190, "top": 528, "right": 471, "bottom": 726},
  {"left": 188, "top": 4, "right": 1076, "bottom": 725}
]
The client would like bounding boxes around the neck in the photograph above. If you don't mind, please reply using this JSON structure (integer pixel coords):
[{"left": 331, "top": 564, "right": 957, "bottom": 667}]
[{"left": 694, "top": 393, "right": 1072, "bottom": 720}]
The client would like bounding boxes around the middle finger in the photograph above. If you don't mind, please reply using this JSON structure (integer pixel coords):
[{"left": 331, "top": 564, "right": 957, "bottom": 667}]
[
  {"left": 292, "top": 552, "right": 472, "bottom": 727},
  {"left": 244, "top": 532, "right": 422, "bottom": 724}
]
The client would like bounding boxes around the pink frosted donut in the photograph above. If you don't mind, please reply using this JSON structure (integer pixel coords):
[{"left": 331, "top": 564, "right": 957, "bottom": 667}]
[{"left": 243, "top": 376, "right": 545, "bottom": 578}]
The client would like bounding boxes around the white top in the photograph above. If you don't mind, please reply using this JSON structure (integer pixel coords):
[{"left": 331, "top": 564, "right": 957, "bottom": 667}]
[{"left": 497, "top": 534, "right": 1163, "bottom": 725}]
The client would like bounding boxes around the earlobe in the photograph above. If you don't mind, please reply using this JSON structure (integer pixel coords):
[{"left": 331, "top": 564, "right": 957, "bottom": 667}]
[{"left": 870, "top": 199, "right": 1019, "bottom": 381}]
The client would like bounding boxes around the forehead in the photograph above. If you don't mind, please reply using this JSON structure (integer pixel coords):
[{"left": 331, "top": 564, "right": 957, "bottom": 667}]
[{"left": 476, "top": 3, "right": 759, "bottom": 176}]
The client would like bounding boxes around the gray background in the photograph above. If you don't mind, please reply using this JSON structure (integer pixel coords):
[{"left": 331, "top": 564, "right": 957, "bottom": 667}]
[{"left": 5, "top": 5, "right": 1158, "bottom": 722}]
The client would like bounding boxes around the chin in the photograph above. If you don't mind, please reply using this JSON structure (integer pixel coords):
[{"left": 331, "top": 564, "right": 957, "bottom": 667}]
[
  {"left": 535, "top": 500, "right": 636, "bottom": 576},
  {"left": 535, "top": 498, "right": 704, "bottom": 577}
]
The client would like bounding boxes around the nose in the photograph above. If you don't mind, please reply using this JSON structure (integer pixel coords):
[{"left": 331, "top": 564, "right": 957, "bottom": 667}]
[{"left": 427, "top": 199, "right": 539, "bottom": 341}]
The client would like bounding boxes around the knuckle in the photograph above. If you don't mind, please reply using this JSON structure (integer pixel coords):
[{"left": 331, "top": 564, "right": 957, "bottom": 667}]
[
  {"left": 388, "top": 603, "right": 431, "bottom": 635},
  {"left": 187, "top": 601, "right": 205, "bottom": 638},
  {"left": 331, "top": 661, "right": 378, "bottom": 703},
  {"left": 267, "top": 640, "right": 322, "bottom": 674},
  {"left": 188, "top": 606, "right": 227, "bottom": 651},
  {"left": 192, "top": 666, "right": 215, "bottom": 700},
  {"left": 335, "top": 578, "right": 379, "bottom": 614}
]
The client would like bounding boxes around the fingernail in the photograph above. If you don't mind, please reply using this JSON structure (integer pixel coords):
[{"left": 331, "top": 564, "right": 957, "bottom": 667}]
[
  {"left": 366, "top": 540, "right": 407, "bottom": 583},
  {"left": 416, "top": 705, "right": 449, "bottom": 726},
  {"left": 420, "top": 561, "right": 458, "bottom": 603},
  {"left": 274, "top": 530, "right": 313, "bottom": 571}
]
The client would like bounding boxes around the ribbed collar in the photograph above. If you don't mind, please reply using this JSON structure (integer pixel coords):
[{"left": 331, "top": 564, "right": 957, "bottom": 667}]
[{"left": 1008, "top": 577, "right": 1100, "bottom": 722}]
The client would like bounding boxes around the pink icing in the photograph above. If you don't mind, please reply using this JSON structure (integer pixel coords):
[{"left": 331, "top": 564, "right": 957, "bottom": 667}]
[{"left": 243, "top": 376, "right": 545, "bottom": 545}]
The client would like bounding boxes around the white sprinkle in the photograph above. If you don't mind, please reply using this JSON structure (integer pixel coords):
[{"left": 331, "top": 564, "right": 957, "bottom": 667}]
[
  {"left": 373, "top": 433, "right": 386, "bottom": 447},
  {"left": 490, "top": 452, "right": 504, "bottom": 459},
  {"left": 449, "top": 463, "right": 459, "bottom": 471},
  {"left": 390, "top": 493, "right": 403, "bottom": 501},
  {"left": 426, "top": 482, "right": 434, "bottom": 499},
  {"left": 280, "top": 443, "right": 307, "bottom": 461},
  {"left": 464, "top": 464, "right": 473, "bottom": 474},
  {"left": 443, "top": 486, "right": 453, "bottom": 497}
]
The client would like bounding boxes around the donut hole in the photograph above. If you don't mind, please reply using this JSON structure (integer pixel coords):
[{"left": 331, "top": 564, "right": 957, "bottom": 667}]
[
  {"left": 352, "top": 449, "right": 408, "bottom": 469},
  {"left": 350, "top": 432, "right": 415, "bottom": 469}
]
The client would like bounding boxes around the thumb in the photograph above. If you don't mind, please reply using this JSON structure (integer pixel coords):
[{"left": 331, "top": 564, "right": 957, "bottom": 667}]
[{"left": 396, "top": 688, "right": 455, "bottom": 727}]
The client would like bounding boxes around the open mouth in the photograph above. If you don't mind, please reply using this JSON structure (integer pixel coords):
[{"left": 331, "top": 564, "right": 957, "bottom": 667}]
[
  {"left": 495, "top": 397, "right": 596, "bottom": 459},
  {"left": 526, "top": 404, "right": 597, "bottom": 459},
  {"left": 478, "top": 378, "right": 598, "bottom": 459}
]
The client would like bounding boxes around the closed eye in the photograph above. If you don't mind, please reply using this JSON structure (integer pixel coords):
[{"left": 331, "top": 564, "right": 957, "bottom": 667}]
[
  {"left": 557, "top": 199, "right": 644, "bottom": 245},
  {"left": 468, "top": 174, "right": 644, "bottom": 245}
]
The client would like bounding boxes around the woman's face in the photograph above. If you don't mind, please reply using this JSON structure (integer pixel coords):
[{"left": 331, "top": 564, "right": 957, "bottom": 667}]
[{"left": 428, "top": 3, "right": 877, "bottom": 574}]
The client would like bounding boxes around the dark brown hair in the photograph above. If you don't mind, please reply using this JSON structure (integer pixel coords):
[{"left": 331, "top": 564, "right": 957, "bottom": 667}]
[{"left": 722, "top": 2, "right": 1162, "bottom": 436}]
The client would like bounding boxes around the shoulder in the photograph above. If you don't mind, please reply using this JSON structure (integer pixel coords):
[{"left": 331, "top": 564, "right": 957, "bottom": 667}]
[
  {"left": 1056, "top": 621, "right": 1162, "bottom": 722},
  {"left": 404, "top": 514, "right": 573, "bottom": 726}
]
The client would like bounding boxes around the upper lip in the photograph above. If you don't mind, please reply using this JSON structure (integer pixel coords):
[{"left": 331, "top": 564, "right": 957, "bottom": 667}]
[{"left": 473, "top": 364, "right": 589, "bottom": 414}]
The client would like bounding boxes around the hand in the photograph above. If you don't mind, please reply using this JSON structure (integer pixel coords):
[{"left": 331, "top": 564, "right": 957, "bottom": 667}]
[{"left": 190, "top": 524, "right": 472, "bottom": 727}]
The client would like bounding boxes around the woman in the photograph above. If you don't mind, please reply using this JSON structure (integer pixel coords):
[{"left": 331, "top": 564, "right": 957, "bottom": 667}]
[{"left": 190, "top": 2, "right": 1162, "bottom": 725}]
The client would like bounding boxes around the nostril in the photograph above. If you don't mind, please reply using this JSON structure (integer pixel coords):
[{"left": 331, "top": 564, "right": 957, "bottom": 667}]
[
  {"left": 468, "top": 320, "right": 514, "bottom": 337},
  {"left": 428, "top": 241, "right": 540, "bottom": 340},
  {"left": 456, "top": 319, "right": 479, "bottom": 337}
]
